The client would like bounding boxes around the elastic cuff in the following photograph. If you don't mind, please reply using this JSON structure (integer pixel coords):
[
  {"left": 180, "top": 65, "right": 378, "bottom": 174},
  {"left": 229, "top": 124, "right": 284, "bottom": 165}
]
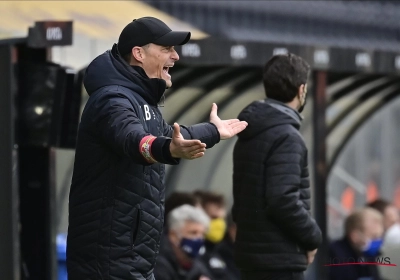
[
  {"left": 161, "top": 139, "right": 180, "bottom": 165},
  {"left": 151, "top": 137, "right": 180, "bottom": 165},
  {"left": 139, "top": 135, "right": 157, "bottom": 163},
  {"left": 208, "top": 122, "right": 221, "bottom": 143}
]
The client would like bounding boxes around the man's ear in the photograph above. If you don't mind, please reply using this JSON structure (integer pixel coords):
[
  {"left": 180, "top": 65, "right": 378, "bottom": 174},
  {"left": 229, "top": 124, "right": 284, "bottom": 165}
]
[
  {"left": 132, "top": 46, "right": 145, "bottom": 63},
  {"left": 298, "top": 84, "right": 305, "bottom": 99},
  {"left": 168, "top": 230, "right": 180, "bottom": 247}
]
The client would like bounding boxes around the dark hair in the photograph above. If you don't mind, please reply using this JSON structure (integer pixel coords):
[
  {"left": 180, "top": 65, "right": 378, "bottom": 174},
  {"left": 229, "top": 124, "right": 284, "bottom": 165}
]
[
  {"left": 262, "top": 53, "right": 310, "bottom": 103},
  {"left": 165, "top": 192, "right": 199, "bottom": 219},
  {"left": 193, "top": 190, "right": 225, "bottom": 208},
  {"left": 122, "top": 44, "right": 149, "bottom": 64},
  {"left": 366, "top": 198, "right": 391, "bottom": 214}
]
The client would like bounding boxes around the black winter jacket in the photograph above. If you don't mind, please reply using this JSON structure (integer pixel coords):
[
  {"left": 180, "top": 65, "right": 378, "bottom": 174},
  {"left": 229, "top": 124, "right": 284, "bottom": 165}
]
[
  {"left": 67, "top": 45, "right": 220, "bottom": 280},
  {"left": 232, "top": 98, "right": 322, "bottom": 271}
]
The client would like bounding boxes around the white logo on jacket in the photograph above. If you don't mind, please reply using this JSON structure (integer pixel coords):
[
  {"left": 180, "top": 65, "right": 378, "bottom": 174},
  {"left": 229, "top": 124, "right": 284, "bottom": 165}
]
[{"left": 143, "top": 105, "right": 151, "bottom": 121}]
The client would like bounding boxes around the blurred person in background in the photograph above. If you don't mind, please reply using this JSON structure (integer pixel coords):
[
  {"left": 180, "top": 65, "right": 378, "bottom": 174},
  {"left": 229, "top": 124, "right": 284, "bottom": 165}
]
[
  {"left": 367, "top": 199, "right": 400, "bottom": 280},
  {"left": 164, "top": 192, "right": 201, "bottom": 230},
  {"left": 154, "top": 204, "right": 212, "bottom": 280},
  {"left": 367, "top": 198, "right": 400, "bottom": 246},
  {"left": 193, "top": 191, "right": 227, "bottom": 249},
  {"left": 193, "top": 190, "right": 233, "bottom": 279},
  {"left": 232, "top": 53, "right": 322, "bottom": 280},
  {"left": 67, "top": 17, "right": 248, "bottom": 280},
  {"left": 328, "top": 207, "right": 384, "bottom": 280},
  {"left": 213, "top": 212, "right": 241, "bottom": 280}
]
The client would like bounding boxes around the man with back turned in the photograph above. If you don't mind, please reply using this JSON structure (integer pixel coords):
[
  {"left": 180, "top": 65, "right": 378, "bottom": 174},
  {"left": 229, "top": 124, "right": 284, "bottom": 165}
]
[{"left": 232, "top": 53, "right": 322, "bottom": 280}]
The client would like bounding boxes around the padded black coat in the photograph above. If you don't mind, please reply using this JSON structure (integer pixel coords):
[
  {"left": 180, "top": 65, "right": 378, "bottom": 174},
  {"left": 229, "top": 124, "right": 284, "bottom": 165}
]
[
  {"left": 67, "top": 45, "right": 220, "bottom": 280},
  {"left": 232, "top": 98, "right": 322, "bottom": 272}
]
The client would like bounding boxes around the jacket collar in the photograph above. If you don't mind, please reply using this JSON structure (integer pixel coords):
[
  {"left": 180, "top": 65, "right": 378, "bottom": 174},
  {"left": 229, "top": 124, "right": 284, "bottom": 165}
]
[
  {"left": 265, "top": 98, "right": 303, "bottom": 125},
  {"left": 111, "top": 44, "right": 166, "bottom": 106}
]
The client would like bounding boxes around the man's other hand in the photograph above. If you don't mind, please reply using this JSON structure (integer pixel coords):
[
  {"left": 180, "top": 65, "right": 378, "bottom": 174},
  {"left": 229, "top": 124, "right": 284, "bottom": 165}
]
[
  {"left": 209, "top": 103, "right": 248, "bottom": 140},
  {"left": 170, "top": 123, "right": 206, "bottom": 159},
  {"left": 307, "top": 249, "right": 318, "bottom": 265}
]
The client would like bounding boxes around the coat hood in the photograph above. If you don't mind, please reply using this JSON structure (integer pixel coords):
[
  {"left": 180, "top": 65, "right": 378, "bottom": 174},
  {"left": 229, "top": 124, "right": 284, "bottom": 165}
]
[
  {"left": 237, "top": 98, "right": 302, "bottom": 140},
  {"left": 83, "top": 44, "right": 166, "bottom": 106}
]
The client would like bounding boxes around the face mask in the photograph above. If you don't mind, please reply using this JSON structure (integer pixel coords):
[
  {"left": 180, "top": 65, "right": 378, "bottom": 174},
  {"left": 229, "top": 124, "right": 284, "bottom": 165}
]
[
  {"left": 362, "top": 239, "right": 383, "bottom": 258},
  {"left": 205, "top": 218, "right": 227, "bottom": 243},
  {"left": 180, "top": 238, "right": 204, "bottom": 259}
]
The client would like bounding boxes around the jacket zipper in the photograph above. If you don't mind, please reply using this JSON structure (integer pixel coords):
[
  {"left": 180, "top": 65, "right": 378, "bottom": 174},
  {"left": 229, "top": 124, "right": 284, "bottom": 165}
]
[{"left": 131, "top": 209, "right": 142, "bottom": 249}]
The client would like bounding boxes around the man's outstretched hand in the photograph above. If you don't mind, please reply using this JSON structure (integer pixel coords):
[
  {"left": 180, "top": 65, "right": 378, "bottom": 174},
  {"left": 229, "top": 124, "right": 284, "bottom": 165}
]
[
  {"left": 170, "top": 123, "right": 207, "bottom": 159},
  {"left": 209, "top": 103, "right": 248, "bottom": 140}
]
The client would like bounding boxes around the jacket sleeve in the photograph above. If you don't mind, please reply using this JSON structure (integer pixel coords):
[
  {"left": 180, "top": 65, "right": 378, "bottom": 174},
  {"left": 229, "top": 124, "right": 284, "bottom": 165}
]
[
  {"left": 92, "top": 91, "right": 178, "bottom": 165},
  {"left": 162, "top": 119, "right": 220, "bottom": 149},
  {"left": 264, "top": 133, "right": 322, "bottom": 251}
]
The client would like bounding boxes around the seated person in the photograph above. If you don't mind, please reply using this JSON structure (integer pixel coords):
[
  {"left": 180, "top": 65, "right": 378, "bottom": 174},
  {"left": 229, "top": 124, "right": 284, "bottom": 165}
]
[
  {"left": 214, "top": 212, "right": 241, "bottom": 280},
  {"left": 193, "top": 190, "right": 227, "bottom": 248},
  {"left": 154, "top": 205, "right": 212, "bottom": 280},
  {"left": 193, "top": 191, "right": 230, "bottom": 279},
  {"left": 367, "top": 199, "right": 400, "bottom": 280},
  {"left": 367, "top": 198, "right": 400, "bottom": 246},
  {"left": 329, "top": 207, "right": 384, "bottom": 280}
]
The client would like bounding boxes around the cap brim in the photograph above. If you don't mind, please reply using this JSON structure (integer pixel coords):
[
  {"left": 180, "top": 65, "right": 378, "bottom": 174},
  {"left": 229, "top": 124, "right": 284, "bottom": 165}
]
[{"left": 153, "top": 31, "right": 191, "bottom": 46}]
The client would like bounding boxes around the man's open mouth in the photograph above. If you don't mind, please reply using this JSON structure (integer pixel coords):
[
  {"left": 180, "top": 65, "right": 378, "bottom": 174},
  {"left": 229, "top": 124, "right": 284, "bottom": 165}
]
[{"left": 163, "top": 66, "right": 172, "bottom": 77}]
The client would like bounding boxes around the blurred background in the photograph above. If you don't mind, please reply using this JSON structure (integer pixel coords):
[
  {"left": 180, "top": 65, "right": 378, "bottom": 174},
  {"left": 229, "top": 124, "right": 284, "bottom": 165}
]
[{"left": 1, "top": 1, "right": 400, "bottom": 279}]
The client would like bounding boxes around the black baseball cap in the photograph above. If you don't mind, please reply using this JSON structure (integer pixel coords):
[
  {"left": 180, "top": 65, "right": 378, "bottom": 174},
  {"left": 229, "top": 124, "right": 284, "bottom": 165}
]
[{"left": 118, "top": 17, "right": 191, "bottom": 56}]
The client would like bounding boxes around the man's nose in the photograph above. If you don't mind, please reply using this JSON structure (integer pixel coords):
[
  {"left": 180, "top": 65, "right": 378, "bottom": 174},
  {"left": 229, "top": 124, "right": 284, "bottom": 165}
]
[{"left": 171, "top": 49, "right": 179, "bottom": 61}]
